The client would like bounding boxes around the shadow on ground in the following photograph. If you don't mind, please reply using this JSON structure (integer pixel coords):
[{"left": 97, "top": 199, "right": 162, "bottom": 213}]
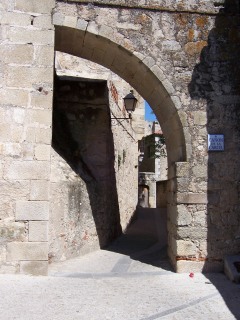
[{"left": 106, "top": 207, "right": 174, "bottom": 272}]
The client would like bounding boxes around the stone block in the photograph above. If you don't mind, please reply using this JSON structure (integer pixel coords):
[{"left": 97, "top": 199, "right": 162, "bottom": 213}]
[
  {"left": 64, "top": 16, "right": 77, "bottom": 28},
  {"left": 172, "top": 239, "right": 197, "bottom": 256},
  {"left": 192, "top": 210, "right": 207, "bottom": 227},
  {"left": 0, "top": 0, "right": 15, "bottom": 11},
  {"left": 34, "top": 144, "right": 51, "bottom": 161},
  {"left": 13, "top": 108, "right": 25, "bottom": 125},
  {"left": 33, "top": 15, "right": 53, "bottom": 29},
  {"left": 87, "top": 21, "right": 99, "bottom": 35},
  {"left": 21, "top": 143, "right": 34, "bottom": 160},
  {"left": 0, "top": 124, "right": 12, "bottom": 142},
  {"left": 177, "top": 205, "right": 192, "bottom": 226},
  {"left": 175, "top": 162, "right": 190, "bottom": 177},
  {"left": 176, "top": 178, "right": 189, "bottom": 192},
  {"left": 34, "top": 46, "right": 54, "bottom": 67},
  {"left": 177, "top": 226, "right": 207, "bottom": 240},
  {"left": 0, "top": 88, "right": 28, "bottom": 106},
  {"left": 150, "top": 64, "right": 166, "bottom": 82},
  {"left": 171, "top": 95, "right": 182, "bottom": 110},
  {"left": 0, "top": 44, "right": 34, "bottom": 64},
  {"left": 3, "top": 143, "right": 21, "bottom": 157},
  {"left": 35, "top": 128, "right": 52, "bottom": 144},
  {"left": 20, "top": 260, "right": 48, "bottom": 276},
  {"left": 7, "top": 66, "right": 53, "bottom": 88},
  {"left": 0, "top": 180, "right": 30, "bottom": 209},
  {"left": 26, "top": 109, "right": 52, "bottom": 126},
  {"left": 29, "top": 221, "right": 48, "bottom": 242},
  {"left": 4, "top": 161, "right": 50, "bottom": 180},
  {"left": 7, "top": 242, "right": 48, "bottom": 261},
  {"left": 1, "top": 12, "right": 31, "bottom": 26},
  {"left": 192, "top": 165, "right": 207, "bottom": 178},
  {"left": 162, "top": 40, "right": 181, "bottom": 52},
  {"left": 16, "top": 201, "right": 49, "bottom": 221},
  {"left": 99, "top": 25, "right": 114, "bottom": 39},
  {"left": 0, "top": 220, "right": 26, "bottom": 243},
  {"left": 23, "top": 127, "right": 35, "bottom": 143},
  {"left": 8, "top": 28, "right": 54, "bottom": 45},
  {"left": 176, "top": 260, "right": 205, "bottom": 273},
  {"left": 177, "top": 193, "right": 208, "bottom": 204},
  {"left": 30, "top": 180, "right": 50, "bottom": 201},
  {"left": 193, "top": 111, "right": 207, "bottom": 125},
  {"left": 52, "top": 13, "right": 65, "bottom": 26},
  {"left": 15, "top": 0, "right": 55, "bottom": 14},
  {"left": 31, "top": 91, "right": 53, "bottom": 109}
]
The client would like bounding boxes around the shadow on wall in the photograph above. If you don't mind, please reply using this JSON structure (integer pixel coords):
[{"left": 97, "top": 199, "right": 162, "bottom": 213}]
[
  {"left": 52, "top": 75, "right": 122, "bottom": 249},
  {"left": 189, "top": 0, "right": 240, "bottom": 318}
]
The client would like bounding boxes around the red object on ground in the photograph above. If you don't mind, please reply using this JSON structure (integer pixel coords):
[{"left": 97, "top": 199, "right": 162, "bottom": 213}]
[{"left": 189, "top": 272, "right": 194, "bottom": 278}]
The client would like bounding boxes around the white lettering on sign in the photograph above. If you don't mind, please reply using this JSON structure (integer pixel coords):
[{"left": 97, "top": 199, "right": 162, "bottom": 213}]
[{"left": 208, "top": 134, "right": 224, "bottom": 151}]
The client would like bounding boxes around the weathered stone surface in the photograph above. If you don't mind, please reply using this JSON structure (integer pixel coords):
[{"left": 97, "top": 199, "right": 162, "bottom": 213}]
[
  {"left": 16, "top": 201, "right": 49, "bottom": 221},
  {"left": 15, "top": 0, "right": 55, "bottom": 14},
  {"left": 29, "top": 221, "right": 48, "bottom": 242},
  {"left": 176, "top": 260, "right": 205, "bottom": 273},
  {"left": 30, "top": 180, "right": 50, "bottom": 201},
  {"left": 172, "top": 239, "right": 197, "bottom": 256},
  {"left": 26, "top": 109, "right": 52, "bottom": 126},
  {"left": 1, "top": 12, "right": 31, "bottom": 26},
  {"left": 175, "top": 162, "right": 190, "bottom": 178},
  {"left": 170, "top": 204, "right": 193, "bottom": 226},
  {"left": 34, "top": 145, "right": 51, "bottom": 161},
  {"left": 7, "top": 242, "right": 48, "bottom": 261},
  {"left": 177, "top": 193, "right": 208, "bottom": 204},
  {"left": 0, "top": 220, "right": 27, "bottom": 243},
  {"left": 35, "top": 128, "right": 52, "bottom": 144},
  {"left": 65, "top": 0, "right": 223, "bottom": 14},
  {"left": 20, "top": 260, "right": 48, "bottom": 276},
  {"left": 0, "top": 88, "right": 29, "bottom": 107},
  {"left": 4, "top": 161, "right": 50, "bottom": 180},
  {"left": 7, "top": 66, "right": 53, "bottom": 88},
  {"left": 34, "top": 46, "right": 54, "bottom": 67},
  {"left": 193, "top": 111, "right": 207, "bottom": 126},
  {"left": 8, "top": 28, "right": 54, "bottom": 45},
  {"left": 0, "top": 44, "right": 34, "bottom": 64}
]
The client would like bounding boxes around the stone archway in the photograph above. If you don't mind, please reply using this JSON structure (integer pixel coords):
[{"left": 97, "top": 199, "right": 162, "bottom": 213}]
[
  {"left": 53, "top": 18, "right": 188, "bottom": 270},
  {"left": 54, "top": 23, "right": 187, "bottom": 168}
]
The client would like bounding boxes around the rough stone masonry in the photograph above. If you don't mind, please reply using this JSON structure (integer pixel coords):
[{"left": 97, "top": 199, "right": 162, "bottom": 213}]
[{"left": 0, "top": 0, "right": 240, "bottom": 275}]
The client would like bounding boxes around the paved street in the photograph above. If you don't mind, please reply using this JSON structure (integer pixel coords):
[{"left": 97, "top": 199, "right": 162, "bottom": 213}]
[
  {"left": 0, "top": 249, "right": 240, "bottom": 320},
  {"left": 0, "top": 209, "right": 240, "bottom": 320}
]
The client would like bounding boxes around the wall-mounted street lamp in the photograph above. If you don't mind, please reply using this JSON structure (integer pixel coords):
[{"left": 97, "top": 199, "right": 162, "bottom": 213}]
[
  {"left": 111, "top": 90, "right": 138, "bottom": 124},
  {"left": 123, "top": 90, "right": 137, "bottom": 119}
]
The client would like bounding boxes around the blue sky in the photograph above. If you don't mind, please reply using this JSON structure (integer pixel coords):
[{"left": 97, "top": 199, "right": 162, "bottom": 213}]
[{"left": 145, "top": 101, "right": 156, "bottom": 121}]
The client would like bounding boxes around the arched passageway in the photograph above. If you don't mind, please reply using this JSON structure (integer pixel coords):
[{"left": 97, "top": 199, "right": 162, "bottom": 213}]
[{"left": 53, "top": 21, "right": 187, "bottom": 269}]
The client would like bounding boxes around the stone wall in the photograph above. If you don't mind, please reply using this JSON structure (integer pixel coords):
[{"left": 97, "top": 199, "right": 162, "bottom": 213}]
[
  {"left": 50, "top": 53, "right": 142, "bottom": 261},
  {"left": 1, "top": 0, "right": 240, "bottom": 274},
  {"left": 50, "top": 75, "right": 135, "bottom": 261},
  {"left": 0, "top": 0, "right": 55, "bottom": 275}
]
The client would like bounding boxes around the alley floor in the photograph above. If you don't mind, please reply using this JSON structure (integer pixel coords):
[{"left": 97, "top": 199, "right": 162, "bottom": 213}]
[{"left": 0, "top": 209, "right": 240, "bottom": 319}]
